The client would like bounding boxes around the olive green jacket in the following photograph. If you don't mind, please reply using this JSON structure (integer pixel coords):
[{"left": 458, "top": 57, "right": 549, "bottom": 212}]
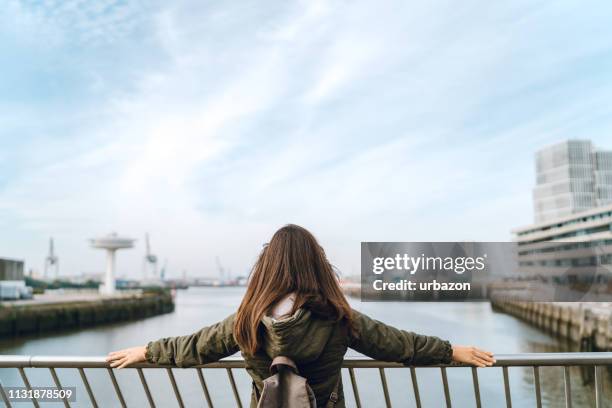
[{"left": 145, "top": 309, "right": 452, "bottom": 407}]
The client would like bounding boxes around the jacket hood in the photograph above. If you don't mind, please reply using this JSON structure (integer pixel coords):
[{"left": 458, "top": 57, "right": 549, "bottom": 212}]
[{"left": 260, "top": 308, "right": 336, "bottom": 363}]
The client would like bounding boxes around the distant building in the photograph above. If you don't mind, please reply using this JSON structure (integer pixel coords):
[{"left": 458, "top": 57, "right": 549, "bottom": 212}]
[
  {"left": 514, "top": 199, "right": 612, "bottom": 281},
  {"left": 514, "top": 140, "right": 612, "bottom": 282},
  {"left": 0, "top": 258, "right": 30, "bottom": 300},
  {"left": 0, "top": 258, "right": 24, "bottom": 280},
  {"left": 533, "top": 140, "right": 612, "bottom": 223}
]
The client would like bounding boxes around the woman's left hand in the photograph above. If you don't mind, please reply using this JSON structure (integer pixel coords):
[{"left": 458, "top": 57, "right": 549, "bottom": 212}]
[{"left": 106, "top": 346, "right": 147, "bottom": 369}]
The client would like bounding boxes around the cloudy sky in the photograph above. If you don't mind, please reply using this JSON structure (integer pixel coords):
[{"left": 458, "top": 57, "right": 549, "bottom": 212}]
[{"left": 1, "top": 0, "right": 612, "bottom": 279}]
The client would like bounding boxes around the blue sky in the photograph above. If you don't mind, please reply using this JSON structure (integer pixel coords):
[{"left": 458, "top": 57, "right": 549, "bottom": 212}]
[{"left": 1, "top": 0, "right": 612, "bottom": 278}]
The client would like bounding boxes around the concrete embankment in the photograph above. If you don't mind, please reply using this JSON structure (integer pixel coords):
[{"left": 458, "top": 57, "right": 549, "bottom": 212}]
[
  {"left": 0, "top": 290, "right": 174, "bottom": 338},
  {"left": 491, "top": 298, "right": 612, "bottom": 351}
]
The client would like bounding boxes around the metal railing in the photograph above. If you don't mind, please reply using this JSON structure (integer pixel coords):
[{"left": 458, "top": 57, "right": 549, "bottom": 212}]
[{"left": 0, "top": 353, "right": 610, "bottom": 408}]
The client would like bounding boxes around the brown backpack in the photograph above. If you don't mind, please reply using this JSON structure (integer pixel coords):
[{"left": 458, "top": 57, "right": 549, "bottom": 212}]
[{"left": 256, "top": 356, "right": 339, "bottom": 408}]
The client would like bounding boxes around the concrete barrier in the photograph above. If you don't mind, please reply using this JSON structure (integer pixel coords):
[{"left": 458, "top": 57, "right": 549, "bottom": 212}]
[{"left": 490, "top": 298, "right": 612, "bottom": 351}]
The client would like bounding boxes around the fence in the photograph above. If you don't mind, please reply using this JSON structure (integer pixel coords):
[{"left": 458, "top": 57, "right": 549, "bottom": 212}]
[{"left": 1, "top": 353, "right": 611, "bottom": 407}]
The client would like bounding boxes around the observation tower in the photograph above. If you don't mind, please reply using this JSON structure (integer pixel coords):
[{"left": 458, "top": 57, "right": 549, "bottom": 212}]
[{"left": 90, "top": 233, "right": 134, "bottom": 295}]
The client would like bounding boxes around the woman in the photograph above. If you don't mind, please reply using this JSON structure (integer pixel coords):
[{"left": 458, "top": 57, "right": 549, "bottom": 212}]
[{"left": 107, "top": 224, "right": 494, "bottom": 407}]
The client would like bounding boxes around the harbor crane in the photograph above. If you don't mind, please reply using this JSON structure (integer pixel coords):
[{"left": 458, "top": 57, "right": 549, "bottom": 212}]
[
  {"left": 44, "top": 237, "right": 59, "bottom": 279},
  {"left": 143, "top": 233, "right": 158, "bottom": 280},
  {"left": 160, "top": 259, "right": 167, "bottom": 280}
]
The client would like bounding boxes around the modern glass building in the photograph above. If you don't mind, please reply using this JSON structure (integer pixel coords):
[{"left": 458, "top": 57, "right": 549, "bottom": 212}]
[
  {"left": 533, "top": 140, "right": 612, "bottom": 223},
  {"left": 514, "top": 201, "right": 612, "bottom": 282}
]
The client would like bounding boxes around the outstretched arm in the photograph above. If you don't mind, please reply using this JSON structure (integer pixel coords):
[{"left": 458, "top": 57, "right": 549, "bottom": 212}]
[
  {"left": 348, "top": 310, "right": 494, "bottom": 367},
  {"left": 106, "top": 314, "right": 239, "bottom": 368}
]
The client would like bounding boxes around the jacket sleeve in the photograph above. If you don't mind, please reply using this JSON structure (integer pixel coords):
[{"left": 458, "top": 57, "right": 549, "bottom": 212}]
[
  {"left": 145, "top": 313, "right": 239, "bottom": 367},
  {"left": 348, "top": 309, "right": 452, "bottom": 365}
]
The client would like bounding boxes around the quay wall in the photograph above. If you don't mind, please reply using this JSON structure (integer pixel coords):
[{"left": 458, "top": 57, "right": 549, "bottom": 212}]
[
  {"left": 491, "top": 298, "right": 612, "bottom": 351},
  {"left": 0, "top": 291, "right": 174, "bottom": 338}
]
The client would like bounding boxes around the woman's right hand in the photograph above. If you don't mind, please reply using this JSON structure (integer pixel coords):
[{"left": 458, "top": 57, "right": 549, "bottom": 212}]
[
  {"left": 106, "top": 346, "right": 147, "bottom": 369},
  {"left": 451, "top": 345, "right": 495, "bottom": 367}
]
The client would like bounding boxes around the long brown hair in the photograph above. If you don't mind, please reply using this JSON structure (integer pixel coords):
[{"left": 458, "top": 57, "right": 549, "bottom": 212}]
[{"left": 234, "top": 224, "right": 352, "bottom": 356}]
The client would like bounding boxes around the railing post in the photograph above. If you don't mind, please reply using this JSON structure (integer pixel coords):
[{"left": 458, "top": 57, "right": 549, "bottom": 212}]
[
  {"left": 564, "top": 366, "right": 572, "bottom": 408},
  {"left": 166, "top": 368, "right": 185, "bottom": 408},
  {"left": 533, "top": 366, "right": 542, "bottom": 408},
  {"left": 409, "top": 367, "right": 422, "bottom": 408},
  {"left": 226, "top": 368, "right": 243, "bottom": 408},
  {"left": 107, "top": 368, "right": 127, "bottom": 408},
  {"left": 18, "top": 367, "right": 40, "bottom": 408},
  {"left": 471, "top": 367, "right": 481, "bottom": 408},
  {"left": 440, "top": 367, "right": 451, "bottom": 408},
  {"left": 78, "top": 368, "right": 98, "bottom": 408},
  {"left": 594, "top": 366, "right": 603, "bottom": 408},
  {"left": 0, "top": 381, "right": 12, "bottom": 408},
  {"left": 197, "top": 368, "right": 214, "bottom": 408},
  {"left": 502, "top": 366, "right": 512, "bottom": 408},
  {"left": 379, "top": 368, "right": 392, "bottom": 408},
  {"left": 348, "top": 367, "right": 362, "bottom": 408},
  {"left": 137, "top": 368, "right": 155, "bottom": 408},
  {"left": 48, "top": 367, "right": 70, "bottom": 408}
]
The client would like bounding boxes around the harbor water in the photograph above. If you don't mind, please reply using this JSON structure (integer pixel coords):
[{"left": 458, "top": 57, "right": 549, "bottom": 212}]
[{"left": 0, "top": 287, "right": 609, "bottom": 407}]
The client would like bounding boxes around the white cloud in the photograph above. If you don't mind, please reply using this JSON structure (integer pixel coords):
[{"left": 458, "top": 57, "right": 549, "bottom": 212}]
[{"left": 2, "top": 0, "right": 612, "bottom": 279}]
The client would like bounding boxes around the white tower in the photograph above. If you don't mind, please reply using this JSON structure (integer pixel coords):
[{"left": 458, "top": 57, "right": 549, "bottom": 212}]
[{"left": 90, "top": 233, "right": 134, "bottom": 295}]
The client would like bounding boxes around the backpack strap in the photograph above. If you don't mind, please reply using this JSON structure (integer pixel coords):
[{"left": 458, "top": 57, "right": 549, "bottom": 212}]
[
  {"left": 325, "top": 374, "right": 341, "bottom": 408},
  {"left": 270, "top": 356, "right": 299, "bottom": 374}
]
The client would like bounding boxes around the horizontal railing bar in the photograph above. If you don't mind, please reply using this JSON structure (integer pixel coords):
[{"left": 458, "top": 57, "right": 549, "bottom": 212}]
[{"left": 1, "top": 353, "right": 612, "bottom": 369}]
